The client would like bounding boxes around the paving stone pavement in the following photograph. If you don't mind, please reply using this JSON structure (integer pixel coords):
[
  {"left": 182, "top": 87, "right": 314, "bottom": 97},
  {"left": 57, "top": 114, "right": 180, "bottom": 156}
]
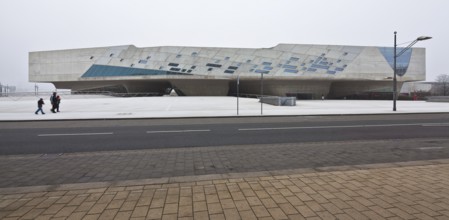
[
  {"left": 1, "top": 138, "right": 449, "bottom": 188},
  {"left": 1, "top": 160, "right": 449, "bottom": 219}
]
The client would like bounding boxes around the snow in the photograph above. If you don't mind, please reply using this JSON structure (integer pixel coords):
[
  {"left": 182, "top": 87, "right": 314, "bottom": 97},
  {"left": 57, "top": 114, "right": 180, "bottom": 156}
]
[{"left": 0, "top": 94, "right": 448, "bottom": 121}]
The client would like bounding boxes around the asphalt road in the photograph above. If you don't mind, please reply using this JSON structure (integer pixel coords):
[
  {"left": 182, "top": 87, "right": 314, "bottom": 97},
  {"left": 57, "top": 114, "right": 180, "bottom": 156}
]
[
  {"left": 1, "top": 113, "right": 449, "bottom": 155},
  {"left": 1, "top": 113, "right": 449, "bottom": 187}
]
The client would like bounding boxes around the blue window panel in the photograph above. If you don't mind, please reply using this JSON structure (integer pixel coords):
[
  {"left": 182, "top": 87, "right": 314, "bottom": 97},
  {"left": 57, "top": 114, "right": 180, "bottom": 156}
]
[
  {"left": 262, "top": 62, "right": 272, "bottom": 66},
  {"left": 378, "top": 47, "right": 412, "bottom": 76},
  {"left": 335, "top": 67, "right": 345, "bottom": 71},
  {"left": 327, "top": 70, "right": 336, "bottom": 74},
  {"left": 307, "top": 68, "right": 317, "bottom": 72},
  {"left": 311, "top": 64, "right": 329, "bottom": 70},
  {"left": 301, "top": 67, "right": 307, "bottom": 71},
  {"left": 263, "top": 66, "right": 273, "bottom": 70},
  {"left": 282, "top": 64, "right": 297, "bottom": 69},
  {"left": 289, "top": 57, "right": 300, "bottom": 61},
  {"left": 300, "top": 63, "right": 306, "bottom": 66},
  {"left": 255, "top": 69, "right": 269, "bottom": 74},
  {"left": 284, "top": 69, "right": 298, "bottom": 73},
  {"left": 319, "top": 61, "right": 329, "bottom": 65},
  {"left": 81, "top": 65, "right": 183, "bottom": 77}
]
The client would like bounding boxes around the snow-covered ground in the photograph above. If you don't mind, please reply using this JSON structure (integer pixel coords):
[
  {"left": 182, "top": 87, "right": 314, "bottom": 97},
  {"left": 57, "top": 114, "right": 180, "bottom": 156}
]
[{"left": 1, "top": 94, "right": 449, "bottom": 121}]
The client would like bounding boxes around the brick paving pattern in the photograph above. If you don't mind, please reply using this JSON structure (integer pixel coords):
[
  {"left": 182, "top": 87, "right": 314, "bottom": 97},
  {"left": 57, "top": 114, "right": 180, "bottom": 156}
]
[
  {"left": 1, "top": 138, "right": 449, "bottom": 188},
  {"left": 1, "top": 162, "right": 449, "bottom": 219}
]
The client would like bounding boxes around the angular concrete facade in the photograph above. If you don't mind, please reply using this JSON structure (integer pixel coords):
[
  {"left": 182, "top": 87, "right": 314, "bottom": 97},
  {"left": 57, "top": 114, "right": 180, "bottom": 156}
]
[{"left": 29, "top": 44, "right": 426, "bottom": 98}]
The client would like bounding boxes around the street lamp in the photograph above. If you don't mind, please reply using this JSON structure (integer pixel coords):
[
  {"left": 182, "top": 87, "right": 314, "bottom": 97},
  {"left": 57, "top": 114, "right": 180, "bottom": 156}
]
[{"left": 393, "top": 32, "right": 432, "bottom": 111}]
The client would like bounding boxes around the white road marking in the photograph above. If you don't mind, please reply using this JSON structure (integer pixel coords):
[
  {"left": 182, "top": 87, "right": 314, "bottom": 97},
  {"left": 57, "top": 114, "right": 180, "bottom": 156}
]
[
  {"left": 38, "top": 132, "right": 114, "bottom": 137},
  {"left": 419, "top": 147, "right": 444, "bottom": 150},
  {"left": 146, "top": 129, "right": 211, "bottom": 134},
  {"left": 238, "top": 123, "right": 441, "bottom": 131},
  {"left": 422, "top": 123, "right": 449, "bottom": 127}
]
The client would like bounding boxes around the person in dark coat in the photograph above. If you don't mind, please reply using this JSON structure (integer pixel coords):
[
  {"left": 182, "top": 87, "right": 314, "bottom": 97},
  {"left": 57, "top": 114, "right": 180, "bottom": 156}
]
[
  {"left": 50, "top": 92, "right": 57, "bottom": 113},
  {"left": 56, "top": 95, "right": 61, "bottom": 112},
  {"left": 35, "top": 98, "right": 45, "bottom": 115}
]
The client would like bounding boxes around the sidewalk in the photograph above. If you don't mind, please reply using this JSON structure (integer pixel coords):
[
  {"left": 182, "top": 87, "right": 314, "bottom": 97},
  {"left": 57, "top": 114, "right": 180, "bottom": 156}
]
[
  {"left": 1, "top": 160, "right": 449, "bottom": 220},
  {"left": 1, "top": 95, "right": 449, "bottom": 121}
]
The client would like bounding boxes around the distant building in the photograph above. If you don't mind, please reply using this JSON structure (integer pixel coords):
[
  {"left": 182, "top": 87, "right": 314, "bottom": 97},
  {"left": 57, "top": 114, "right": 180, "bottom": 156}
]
[
  {"left": 400, "top": 82, "right": 433, "bottom": 95},
  {"left": 29, "top": 43, "right": 426, "bottom": 98}
]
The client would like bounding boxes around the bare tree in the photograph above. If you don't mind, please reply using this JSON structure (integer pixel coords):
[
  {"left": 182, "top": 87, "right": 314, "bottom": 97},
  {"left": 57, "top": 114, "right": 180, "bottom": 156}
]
[{"left": 434, "top": 74, "right": 449, "bottom": 96}]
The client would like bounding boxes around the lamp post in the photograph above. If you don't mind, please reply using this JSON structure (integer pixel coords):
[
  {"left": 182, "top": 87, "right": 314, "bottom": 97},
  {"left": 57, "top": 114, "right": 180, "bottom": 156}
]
[
  {"left": 261, "top": 72, "right": 264, "bottom": 115},
  {"left": 393, "top": 32, "right": 431, "bottom": 111}
]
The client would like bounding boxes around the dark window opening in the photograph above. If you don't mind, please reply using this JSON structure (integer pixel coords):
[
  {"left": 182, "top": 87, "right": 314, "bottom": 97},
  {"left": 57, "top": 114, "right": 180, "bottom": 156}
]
[
  {"left": 110, "top": 53, "right": 114, "bottom": 57},
  {"left": 170, "top": 67, "right": 181, "bottom": 71},
  {"left": 90, "top": 56, "right": 94, "bottom": 59},
  {"left": 225, "top": 57, "right": 230, "bottom": 60},
  {"left": 176, "top": 54, "right": 182, "bottom": 58},
  {"left": 187, "top": 69, "right": 192, "bottom": 73},
  {"left": 120, "top": 58, "right": 124, "bottom": 62},
  {"left": 228, "top": 66, "right": 238, "bottom": 70},
  {"left": 206, "top": 63, "right": 222, "bottom": 68},
  {"left": 181, "top": 69, "right": 186, "bottom": 72},
  {"left": 168, "top": 63, "right": 179, "bottom": 67},
  {"left": 191, "top": 65, "right": 196, "bottom": 69},
  {"left": 224, "top": 70, "right": 234, "bottom": 74},
  {"left": 262, "top": 62, "right": 272, "bottom": 66},
  {"left": 207, "top": 68, "right": 213, "bottom": 71}
]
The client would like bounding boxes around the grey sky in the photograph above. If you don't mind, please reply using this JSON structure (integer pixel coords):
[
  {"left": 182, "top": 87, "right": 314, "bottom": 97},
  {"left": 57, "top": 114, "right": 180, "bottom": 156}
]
[{"left": 0, "top": 0, "right": 446, "bottom": 91}]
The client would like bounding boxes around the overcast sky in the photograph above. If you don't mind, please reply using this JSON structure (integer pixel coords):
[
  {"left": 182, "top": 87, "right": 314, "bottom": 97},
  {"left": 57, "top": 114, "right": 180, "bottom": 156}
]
[{"left": 0, "top": 0, "right": 447, "bottom": 91}]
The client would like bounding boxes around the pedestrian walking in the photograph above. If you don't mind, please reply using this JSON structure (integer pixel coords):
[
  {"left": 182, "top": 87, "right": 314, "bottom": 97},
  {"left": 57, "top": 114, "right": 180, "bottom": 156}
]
[
  {"left": 35, "top": 98, "right": 45, "bottom": 115},
  {"left": 56, "top": 95, "right": 61, "bottom": 112},
  {"left": 50, "top": 92, "right": 57, "bottom": 113}
]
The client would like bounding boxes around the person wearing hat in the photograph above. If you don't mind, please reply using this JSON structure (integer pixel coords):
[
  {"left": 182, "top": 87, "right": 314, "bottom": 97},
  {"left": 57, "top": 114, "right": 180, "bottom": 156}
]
[{"left": 35, "top": 98, "right": 45, "bottom": 115}]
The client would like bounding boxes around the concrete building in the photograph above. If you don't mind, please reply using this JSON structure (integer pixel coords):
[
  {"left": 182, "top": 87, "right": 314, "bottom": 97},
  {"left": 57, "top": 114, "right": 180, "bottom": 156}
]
[{"left": 29, "top": 43, "right": 426, "bottom": 98}]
